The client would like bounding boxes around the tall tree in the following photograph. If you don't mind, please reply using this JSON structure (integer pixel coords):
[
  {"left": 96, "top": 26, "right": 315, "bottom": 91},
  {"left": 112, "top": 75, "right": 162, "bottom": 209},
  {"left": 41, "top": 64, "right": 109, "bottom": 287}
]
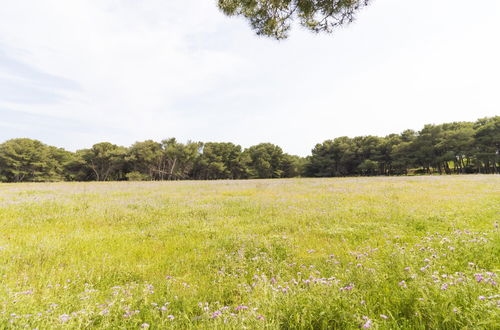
[
  {"left": 126, "top": 140, "right": 163, "bottom": 180},
  {"left": 436, "top": 122, "right": 475, "bottom": 174},
  {"left": 78, "top": 143, "right": 127, "bottom": 181},
  {"left": 282, "top": 154, "right": 307, "bottom": 178},
  {"left": 218, "top": 0, "right": 370, "bottom": 39},
  {"left": 193, "top": 142, "right": 247, "bottom": 180},
  {"left": 244, "top": 143, "right": 288, "bottom": 178},
  {"left": 160, "top": 138, "right": 202, "bottom": 180},
  {"left": 306, "top": 137, "right": 357, "bottom": 177},
  {"left": 474, "top": 116, "right": 500, "bottom": 173},
  {"left": 0, "top": 138, "right": 64, "bottom": 182}
]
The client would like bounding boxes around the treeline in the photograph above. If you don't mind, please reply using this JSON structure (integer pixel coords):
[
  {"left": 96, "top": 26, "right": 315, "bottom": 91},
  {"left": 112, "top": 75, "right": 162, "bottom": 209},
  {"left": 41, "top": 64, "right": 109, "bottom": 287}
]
[
  {"left": 0, "top": 116, "right": 498, "bottom": 182},
  {"left": 0, "top": 139, "right": 304, "bottom": 182},
  {"left": 306, "top": 117, "right": 499, "bottom": 176}
]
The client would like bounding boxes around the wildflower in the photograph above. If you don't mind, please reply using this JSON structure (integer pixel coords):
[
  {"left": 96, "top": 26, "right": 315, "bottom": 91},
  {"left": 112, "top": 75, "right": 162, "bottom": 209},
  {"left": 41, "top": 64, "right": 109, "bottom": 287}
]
[
  {"left": 257, "top": 315, "right": 265, "bottom": 320},
  {"left": 441, "top": 283, "right": 448, "bottom": 290},
  {"left": 380, "top": 314, "right": 388, "bottom": 319},
  {"left": 211, "top": 311, "right": 222, "bottom": 318},
  {"left": 362, "top": 318, "right": 372, "bottom": 328},
  {"left": 59, "top": 314, "right": 71, "bottom": 323},
  {"left": 160, "top": 306, "right": 168, "bottom": 311},
  {"left": 453, "top": 308, "right": 458, "bottom": 313},
  {"left": 141, "top": 323, "right": 150, "bottom": 328},
  {"left": 123, "top": 310, "right": 139, "bottom": 318},
  {"left": 235, "top": 305, "right": 248, "bottom": 311},
  {"left": 478, "top": 296, "right": 486, "bottom": 300},
  {"left": 167, "top": 315, "right": 175, "bottom": 320},
  {"left": 399, "top": 280, "right": 407, "bottom": 288},
  {"left": 404, "top": 267, "right": 410, "bottom": 271}
]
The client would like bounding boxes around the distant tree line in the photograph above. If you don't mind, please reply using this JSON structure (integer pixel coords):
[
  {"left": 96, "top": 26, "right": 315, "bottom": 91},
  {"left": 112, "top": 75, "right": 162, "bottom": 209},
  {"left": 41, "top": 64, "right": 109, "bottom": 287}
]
[{"left": 0, "top": 116, "right": 498, "bottom": 182}]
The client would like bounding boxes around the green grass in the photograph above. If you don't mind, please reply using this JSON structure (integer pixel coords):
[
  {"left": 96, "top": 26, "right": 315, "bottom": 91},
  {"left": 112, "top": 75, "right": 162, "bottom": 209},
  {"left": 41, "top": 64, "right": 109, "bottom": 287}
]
[{"left": 0, "top": 176, "right": 498, "bottom": 329}]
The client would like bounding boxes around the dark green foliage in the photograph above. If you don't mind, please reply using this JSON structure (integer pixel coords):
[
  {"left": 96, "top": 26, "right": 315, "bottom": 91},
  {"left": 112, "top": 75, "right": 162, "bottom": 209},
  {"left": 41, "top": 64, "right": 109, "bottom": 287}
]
[
  {"left": 0, "top": 138, "right": 70, "bottom": 182},
  {"left": 217, "top": 0, "right": 371, "bottom": 39},
  {"left": 0, "top": 116, "right": 498, "bottom": 182},
  {"left": 306, "top": 117, "right": 499, "bottom": 177},
  {"left": 126, "top": 140, "right": 163, "bottom": 180},
  {"left": 474, "top": 117, "right": 500, "bottom": 173},
  {"left": 77, "top": 143, "right": 128, "bottom": 181},
  {"left": 244, "top": 143, "right": 289, "bottom": 178},
  {"left": 192, "top": 142, "right": 247, "bottom": 180}
]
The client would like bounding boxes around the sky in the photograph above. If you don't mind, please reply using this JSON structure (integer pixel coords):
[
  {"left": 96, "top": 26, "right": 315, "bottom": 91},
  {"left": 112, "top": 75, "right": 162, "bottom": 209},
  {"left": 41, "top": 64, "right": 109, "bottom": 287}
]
[{"left": 0, "top": 0, "right": 499, "bottom": 156}]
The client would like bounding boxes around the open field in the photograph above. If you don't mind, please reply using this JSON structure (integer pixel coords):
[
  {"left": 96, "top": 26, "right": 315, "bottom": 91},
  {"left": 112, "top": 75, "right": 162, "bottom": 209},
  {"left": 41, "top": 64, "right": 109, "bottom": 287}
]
[{"left": 0, "top": 176, "right": 499, "bottom": 329}]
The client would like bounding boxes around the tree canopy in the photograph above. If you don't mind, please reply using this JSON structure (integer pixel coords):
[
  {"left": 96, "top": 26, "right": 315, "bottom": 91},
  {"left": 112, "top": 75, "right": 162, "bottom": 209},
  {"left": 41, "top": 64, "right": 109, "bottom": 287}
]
[
  {"left": 217, "top": 0, "right": 371, "bottom": 39},
  {"left": 0, "top": 116, "right": 498, "bottom": 182}
]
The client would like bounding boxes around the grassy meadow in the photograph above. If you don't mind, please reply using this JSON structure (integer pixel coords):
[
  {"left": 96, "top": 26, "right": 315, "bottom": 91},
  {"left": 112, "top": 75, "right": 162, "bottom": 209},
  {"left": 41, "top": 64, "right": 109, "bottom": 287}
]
[{"left": 0, "top": 176, "right": 499, "bottom": 329}]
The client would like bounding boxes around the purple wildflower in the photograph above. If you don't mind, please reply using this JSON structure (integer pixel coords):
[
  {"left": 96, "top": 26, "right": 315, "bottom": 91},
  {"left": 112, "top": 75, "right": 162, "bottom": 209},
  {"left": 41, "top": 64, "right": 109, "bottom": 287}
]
[
  {"left": 211, "top": 311, "right": 222, "bottom": 318},
  {"left": 59, "top": 314, "right": 71, "bottom": 323},
  {"left": 362, "top": 318, "right": 373, "bottom": 328}
]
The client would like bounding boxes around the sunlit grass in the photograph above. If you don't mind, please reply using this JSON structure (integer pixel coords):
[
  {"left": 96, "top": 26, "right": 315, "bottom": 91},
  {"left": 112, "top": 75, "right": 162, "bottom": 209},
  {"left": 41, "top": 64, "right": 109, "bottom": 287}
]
[{"left": 0, "top": 176, "right": 498, "bottom": 328}]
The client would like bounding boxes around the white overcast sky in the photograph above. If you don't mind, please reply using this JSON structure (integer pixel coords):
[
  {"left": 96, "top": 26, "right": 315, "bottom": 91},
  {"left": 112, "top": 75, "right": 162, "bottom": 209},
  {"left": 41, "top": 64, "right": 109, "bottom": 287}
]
[{"left": 0, "top": 0, "right": 499, "bottom": 156}]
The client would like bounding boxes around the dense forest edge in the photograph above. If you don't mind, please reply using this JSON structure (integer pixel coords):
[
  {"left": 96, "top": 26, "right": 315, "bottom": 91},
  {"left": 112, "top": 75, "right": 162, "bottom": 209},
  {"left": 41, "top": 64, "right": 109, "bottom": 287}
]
[{"left": 0, "top": 116, "right": 498, "bottom": 182}]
